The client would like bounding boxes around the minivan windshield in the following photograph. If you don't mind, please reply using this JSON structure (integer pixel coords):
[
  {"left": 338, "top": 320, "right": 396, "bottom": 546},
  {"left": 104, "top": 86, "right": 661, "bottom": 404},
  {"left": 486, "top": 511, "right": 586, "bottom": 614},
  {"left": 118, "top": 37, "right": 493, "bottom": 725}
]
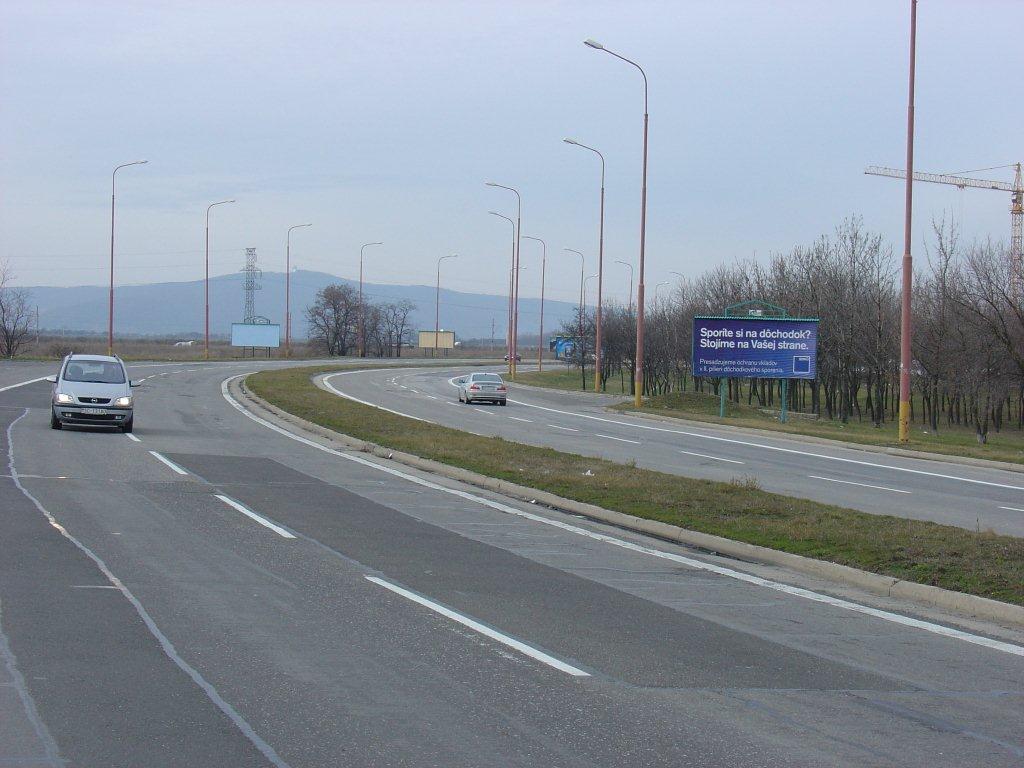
[{"left": 63, "top": 360, "right": 126, "bottom": 384}]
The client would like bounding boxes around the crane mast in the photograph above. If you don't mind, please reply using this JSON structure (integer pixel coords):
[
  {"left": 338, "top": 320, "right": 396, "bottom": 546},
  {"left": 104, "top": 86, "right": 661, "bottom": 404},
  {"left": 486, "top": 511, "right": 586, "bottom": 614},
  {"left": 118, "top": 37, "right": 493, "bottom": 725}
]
[{"left": 865, "top": 162, "right": 1023, "bottom": 296}]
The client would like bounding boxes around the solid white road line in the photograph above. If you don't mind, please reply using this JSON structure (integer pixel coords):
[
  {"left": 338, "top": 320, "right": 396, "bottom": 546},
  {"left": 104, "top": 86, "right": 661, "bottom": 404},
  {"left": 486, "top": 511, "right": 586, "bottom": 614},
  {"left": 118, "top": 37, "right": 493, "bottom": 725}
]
[
  {"left": 808, "top": 475, "right": 911, "bottom": 494},
  {"left": 322, "top": 373, "right": 430, "bottom": 423},
  {"left": 125, "top": 433, "right": 142, "bottom": 443},
  {"left": 679, "top": 449, "right": 744, "bottom": 464},
  {"left": 0, "top": 376, "right": 48, "bottom": 393},
  {"left": 508, "top": 417, "right": 533, "bottom": 423},
  {"left": 1000, "top": 506, "right": 1024, "bottom": 512},
  {"left": 215, "top": 494, "right": 296, "bottom": 539},
  {"left": 148, "top": 451, "right": 188, "bottom": 475},
  {"left": 222, "top": 374, "right": 1024, "bottom": 658},
  {"left": 364, "top": 576, "right": 590, "bottom": 676},
  {"left": 506, "top": 397, "right": 1024, "bottom": 492},
  {"left": 548, "top": 424, "right": 579, "bottom": 432},
  {"left": 596, "top": 434, "right": 640, "bottom": 445}
]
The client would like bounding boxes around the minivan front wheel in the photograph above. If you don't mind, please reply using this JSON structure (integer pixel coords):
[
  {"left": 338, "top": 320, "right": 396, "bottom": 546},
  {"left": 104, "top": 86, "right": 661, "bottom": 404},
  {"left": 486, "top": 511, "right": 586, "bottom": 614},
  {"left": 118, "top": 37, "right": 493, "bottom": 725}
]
[
  {"left": 121, "top": 417, "right": 134, "bottom": 434},
  {"left": 50, "top": 410, "right": 62, "bottom": 430}
]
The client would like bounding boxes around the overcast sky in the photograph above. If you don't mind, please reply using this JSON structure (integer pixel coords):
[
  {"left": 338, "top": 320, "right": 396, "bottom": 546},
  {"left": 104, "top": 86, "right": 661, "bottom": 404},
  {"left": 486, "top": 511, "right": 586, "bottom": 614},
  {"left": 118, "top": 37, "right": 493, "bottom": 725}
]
[{"left": 2, "top": 0, "right": 1021, "bottom": 307}]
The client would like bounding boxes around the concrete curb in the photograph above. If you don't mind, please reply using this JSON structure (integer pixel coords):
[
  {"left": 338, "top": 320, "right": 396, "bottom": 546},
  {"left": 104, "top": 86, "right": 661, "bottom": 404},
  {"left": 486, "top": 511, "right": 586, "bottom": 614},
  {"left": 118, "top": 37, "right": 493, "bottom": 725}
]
[{"left": 235, "top": 375, "right": 1024, "bottom": 629}]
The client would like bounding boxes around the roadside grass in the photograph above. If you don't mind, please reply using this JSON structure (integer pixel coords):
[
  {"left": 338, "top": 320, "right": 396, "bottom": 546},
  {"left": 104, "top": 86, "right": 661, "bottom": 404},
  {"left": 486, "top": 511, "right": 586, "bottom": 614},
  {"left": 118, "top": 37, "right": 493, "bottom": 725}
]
[
  {"left": 515, "top": 370, "right": 1024, "bottom": 466},
  {"left": 516, "top": 367, "right": 630, "bottom": 395},
  {"left": 249, "top": 365, "right": 1024, "bottom": 606}
]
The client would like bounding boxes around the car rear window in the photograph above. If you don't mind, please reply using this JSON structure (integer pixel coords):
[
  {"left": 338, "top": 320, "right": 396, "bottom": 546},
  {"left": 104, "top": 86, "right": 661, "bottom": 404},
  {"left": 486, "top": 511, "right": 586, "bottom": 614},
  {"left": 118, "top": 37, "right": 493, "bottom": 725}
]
[
  {"left": 473, "top": 374, "right": 504, "bottom": 383},
  {"left": 63, "top": 360, "right": 126, "bottom": 384}
]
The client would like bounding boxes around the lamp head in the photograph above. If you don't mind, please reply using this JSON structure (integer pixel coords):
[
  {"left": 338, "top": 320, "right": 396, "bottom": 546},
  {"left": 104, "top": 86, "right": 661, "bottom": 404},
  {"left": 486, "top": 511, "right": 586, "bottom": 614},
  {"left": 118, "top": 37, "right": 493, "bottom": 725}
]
[
  {"left": 563, "top": 138, "right": 579, "bottom": 146},
  {"left": 583, "top": 39, "right": 604, "bottom": 50}
]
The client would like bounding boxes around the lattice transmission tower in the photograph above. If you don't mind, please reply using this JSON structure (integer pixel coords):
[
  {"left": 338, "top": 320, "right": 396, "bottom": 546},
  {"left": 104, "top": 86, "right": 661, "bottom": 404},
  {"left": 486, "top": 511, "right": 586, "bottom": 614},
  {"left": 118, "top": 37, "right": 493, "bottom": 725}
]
[{"left": 242, "top": 247, "right": 263, "bottom": 323}]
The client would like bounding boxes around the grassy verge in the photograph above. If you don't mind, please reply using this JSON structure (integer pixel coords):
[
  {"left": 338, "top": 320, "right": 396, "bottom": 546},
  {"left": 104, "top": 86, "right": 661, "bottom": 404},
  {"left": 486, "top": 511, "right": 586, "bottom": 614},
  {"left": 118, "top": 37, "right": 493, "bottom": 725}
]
[
  {"left": 249, "top": 365, "right": 1024, "bottom": 606},
  {"left": 516, "top": 367, "right": 631, "bottom": 395},
  {"left": 515, "top": 370, "right": 1024, "bottom": 466}
]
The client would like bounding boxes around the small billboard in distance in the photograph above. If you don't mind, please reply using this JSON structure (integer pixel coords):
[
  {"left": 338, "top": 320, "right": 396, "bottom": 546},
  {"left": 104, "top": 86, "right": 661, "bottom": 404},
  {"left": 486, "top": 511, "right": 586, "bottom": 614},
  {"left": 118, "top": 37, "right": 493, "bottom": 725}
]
[
  {"left": 418, "top": 330, "right": 455, "bottom": 349},
  {"left": 231, "top": 323, "right": 281, "bottom": 348}
]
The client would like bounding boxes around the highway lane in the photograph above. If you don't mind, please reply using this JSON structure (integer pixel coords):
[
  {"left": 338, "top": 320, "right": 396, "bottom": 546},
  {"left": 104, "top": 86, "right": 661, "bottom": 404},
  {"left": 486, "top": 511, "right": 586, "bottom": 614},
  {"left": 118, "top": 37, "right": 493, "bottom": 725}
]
[
  {"left": 326, "top": 366, "right": 1024, "bottom": 536},
  {"left": 1, "top": 360, "right": 1023, "bottom": 766}
]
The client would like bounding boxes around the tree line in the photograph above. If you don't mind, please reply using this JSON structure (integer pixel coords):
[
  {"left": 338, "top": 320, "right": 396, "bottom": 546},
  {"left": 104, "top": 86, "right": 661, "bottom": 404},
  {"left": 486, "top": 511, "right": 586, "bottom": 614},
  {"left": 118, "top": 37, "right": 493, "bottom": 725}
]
[
  {"left": 559, "top": 218, "right": 1023, "bottom": 441},
  {"left": 306, "top": 283, "right": 417, "bottom": 357}
]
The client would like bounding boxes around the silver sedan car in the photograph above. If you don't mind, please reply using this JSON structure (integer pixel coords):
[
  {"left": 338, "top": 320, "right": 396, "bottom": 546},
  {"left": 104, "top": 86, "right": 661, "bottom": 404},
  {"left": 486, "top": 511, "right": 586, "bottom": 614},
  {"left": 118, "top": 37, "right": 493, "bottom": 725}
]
[{"left": 457, "top": 372, "right": 508, "bottom": 405}]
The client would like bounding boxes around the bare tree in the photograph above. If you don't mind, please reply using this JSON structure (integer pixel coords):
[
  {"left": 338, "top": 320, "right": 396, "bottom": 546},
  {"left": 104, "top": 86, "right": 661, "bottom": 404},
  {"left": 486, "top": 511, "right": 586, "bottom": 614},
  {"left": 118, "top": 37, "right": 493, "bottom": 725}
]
[
  {"left": 0, "top": 260, "right": 33, "bottom": 358},
  {"left": 306, "top": 284, "right": 358, "bottom": 356}
]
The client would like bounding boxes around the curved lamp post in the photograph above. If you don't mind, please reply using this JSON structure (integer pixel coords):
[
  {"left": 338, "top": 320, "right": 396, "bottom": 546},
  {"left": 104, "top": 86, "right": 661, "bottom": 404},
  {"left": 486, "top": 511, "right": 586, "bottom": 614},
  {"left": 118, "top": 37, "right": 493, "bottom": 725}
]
[
  {"left": 359, "top": 242, "right": 383, "bottom": 357},
  {"left": 615, "top": 260, "right": 634, "bottom": 315},
  {"left": 564, "top": 138, "right": 606, "bottom": 391},
  {"left": 108, "top": 160, "right": 148, "bottom": 355},
  {"left": 205, "top": 199, "right": 235, "bottom": 360},
  {"left": 521, "top": 235, "right": 546, "bottom": 372},
  {"left": 585, "top": 38, "right": 649, "bottom": 407},
  {"left": 486, "top": 182, "right": 522, "bottom": 378},
  {"left": 434, "top": 255, "right": 458, "bottom": 357},
  {"left": 489, "top": 211, "right": 516, "bottom": 373},
  {"left": 285, "top": 223, "right": 312, "bottom": 357}
]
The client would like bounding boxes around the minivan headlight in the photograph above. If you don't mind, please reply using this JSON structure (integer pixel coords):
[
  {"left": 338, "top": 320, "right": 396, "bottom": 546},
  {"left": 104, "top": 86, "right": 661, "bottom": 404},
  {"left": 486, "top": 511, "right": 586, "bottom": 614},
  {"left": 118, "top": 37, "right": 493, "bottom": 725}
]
[
  {"left": 114, "top": 396, "right": 132, "bottom": 407},
  {"left": 55, "top": 393, "right": 73, "bottom": 404}
]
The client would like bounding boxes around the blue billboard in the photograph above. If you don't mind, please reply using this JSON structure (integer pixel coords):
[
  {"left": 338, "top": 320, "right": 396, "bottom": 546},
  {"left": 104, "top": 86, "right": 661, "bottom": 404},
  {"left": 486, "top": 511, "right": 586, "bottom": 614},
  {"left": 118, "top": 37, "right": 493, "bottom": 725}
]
[{"left": 692, "top": 316, "right": 819, "bottom": 379}]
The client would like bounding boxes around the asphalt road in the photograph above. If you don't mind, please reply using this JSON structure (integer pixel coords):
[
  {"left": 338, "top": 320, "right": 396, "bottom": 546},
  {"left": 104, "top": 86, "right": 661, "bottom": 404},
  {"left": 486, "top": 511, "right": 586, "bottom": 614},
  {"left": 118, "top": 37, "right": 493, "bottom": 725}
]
[
  {"left": 326, "top": 366, "right": 1024, "bottom": 537},
  {"left": 1, "top": 358, "right": 1023, "bottom": 767}
]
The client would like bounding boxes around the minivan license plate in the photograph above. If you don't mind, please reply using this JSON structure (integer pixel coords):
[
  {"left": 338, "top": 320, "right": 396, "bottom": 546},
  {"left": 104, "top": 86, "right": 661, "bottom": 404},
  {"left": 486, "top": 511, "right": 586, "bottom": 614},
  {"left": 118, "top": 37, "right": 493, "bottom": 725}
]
[{"left": 83, "top": 408, "right": 107, "bottom": 415}]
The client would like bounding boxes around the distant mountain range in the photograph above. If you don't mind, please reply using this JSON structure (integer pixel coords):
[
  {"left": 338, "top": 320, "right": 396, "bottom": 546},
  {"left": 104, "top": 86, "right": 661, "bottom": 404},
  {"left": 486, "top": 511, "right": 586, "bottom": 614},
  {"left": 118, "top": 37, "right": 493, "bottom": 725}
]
[{"left": 23, "top": 270, "right": 580, "bottom": 341}]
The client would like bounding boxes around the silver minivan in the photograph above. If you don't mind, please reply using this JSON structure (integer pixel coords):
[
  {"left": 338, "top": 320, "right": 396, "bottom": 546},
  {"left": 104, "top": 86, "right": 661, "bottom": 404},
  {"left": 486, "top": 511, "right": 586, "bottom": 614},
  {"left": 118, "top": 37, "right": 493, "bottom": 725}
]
[{"left": 47, "top": 354, "right": 140, "bottom": 433}]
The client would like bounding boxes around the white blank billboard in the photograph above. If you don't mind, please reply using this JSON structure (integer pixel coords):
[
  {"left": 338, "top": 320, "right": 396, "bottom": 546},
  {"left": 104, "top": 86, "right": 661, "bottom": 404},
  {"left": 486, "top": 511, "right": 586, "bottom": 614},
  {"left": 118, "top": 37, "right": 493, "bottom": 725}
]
[{"left": 231, "top": 323, "right": 281, "bottom": 348}]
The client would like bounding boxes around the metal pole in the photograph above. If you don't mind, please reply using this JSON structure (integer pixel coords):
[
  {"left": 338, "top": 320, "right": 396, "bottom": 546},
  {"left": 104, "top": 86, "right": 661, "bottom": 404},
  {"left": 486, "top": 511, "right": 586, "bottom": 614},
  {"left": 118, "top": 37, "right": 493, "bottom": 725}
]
[
  {"left": 486, "top": 183, "right": 522, "bottom": 378},
  {"left": 285, "top": 223, "right": 312, "bottom": 358},
  {"left": 435, "top": 255, "right": 457, "bottom": 358},
  {"left": 205, "top": 199, "right": 235, "bottom": 361},
  {"left": 359, "top": 242, "right": 382, "bottom": 358},
  {"left": 489, "top": 211, "right": 516, "bottom": 374},
  {"left": 781, "top": 378, "right": 789, "bottom": 423},
  {"left": 108, "top": 160, "right": 146, "bottom": 356},
  {"left": 522, "top": 236, "right": 546, "bottom": 372},
  {"left": 898, "top": 0, "right": 917, "bottom": 443}
]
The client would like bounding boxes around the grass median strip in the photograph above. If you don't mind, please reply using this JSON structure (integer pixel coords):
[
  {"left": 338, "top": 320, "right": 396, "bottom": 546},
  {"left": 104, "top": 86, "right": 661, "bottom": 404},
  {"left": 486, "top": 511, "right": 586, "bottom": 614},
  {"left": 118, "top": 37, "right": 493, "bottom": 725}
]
[{"left": 249, "top": 365, "right": 1024, "bottom": 606}]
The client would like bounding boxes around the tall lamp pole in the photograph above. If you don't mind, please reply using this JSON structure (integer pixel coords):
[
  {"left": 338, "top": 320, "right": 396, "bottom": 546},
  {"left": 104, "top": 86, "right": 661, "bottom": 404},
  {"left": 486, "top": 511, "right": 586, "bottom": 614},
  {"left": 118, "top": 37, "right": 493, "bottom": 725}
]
[
  {"left": 654, "top": 281, "right": 669, "bottom": 308},
  {"left": 898, "top": 0, "right": 918, "bottom": 444},
  {"left": 615, "top": 260, "right": 634, "bottom": 315},
  {"left": 486, "top": 182, "right": 522, "bottom": 378},
  {"left": 522, "top": 235, "right": 547, "bottom": 372},
  {"left": 108, "top": 160, "right": 147, "bottom": 356},
  {"left": 285, "top": 223, "right": 312, "bottom": 357},
  {"left": 585, "top": 39, "right": 649, "bottom": 407},
  {"left": 359, "top": 242, "right": 383, "bottom": 358},
  {"left": 205, "top": 199, "right": 235, "bottom": 360},
  {"left": 489, "top": 211, "right": 516, "bottom": 373},
  {"left": 564, "top": 138, "right": 606, "bottom": 391},
  {"left": 435, "top": 255, "right": 458, "bottom": 357}
]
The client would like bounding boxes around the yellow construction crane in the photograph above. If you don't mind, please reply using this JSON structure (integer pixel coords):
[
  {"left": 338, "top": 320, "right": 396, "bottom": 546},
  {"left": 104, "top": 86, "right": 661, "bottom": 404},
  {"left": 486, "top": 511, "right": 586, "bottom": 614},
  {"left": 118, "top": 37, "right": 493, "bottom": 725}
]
[{"left": 865, "top": 162, "right": 1023, "bottom": 291}]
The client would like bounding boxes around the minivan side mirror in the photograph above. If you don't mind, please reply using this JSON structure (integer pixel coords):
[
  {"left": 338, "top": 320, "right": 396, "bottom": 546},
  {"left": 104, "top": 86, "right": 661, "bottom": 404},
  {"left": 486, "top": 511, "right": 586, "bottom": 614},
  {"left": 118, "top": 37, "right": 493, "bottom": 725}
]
[
  {"left": 129, "top": 379, "right": 143, "bottom": 388},
  {"left": 44, "top": 375, "right": 57, "bottom": 384}
]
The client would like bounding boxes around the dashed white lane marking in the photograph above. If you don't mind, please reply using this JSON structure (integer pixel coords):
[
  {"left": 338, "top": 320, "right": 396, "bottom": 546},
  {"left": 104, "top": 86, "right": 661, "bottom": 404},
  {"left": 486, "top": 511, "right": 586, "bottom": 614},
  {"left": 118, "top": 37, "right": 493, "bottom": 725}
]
[
  {"left": 505, "top": 398, "right": 1024, "bottom": 492},
  {"left": 425, "top": 395, "right": 438, "bottom": 400},
  {"left": 148, "top": 451, "right": 188, "bottom": 475},
  {"left": 548, "top": 424, "right": 579, "bottom": 432},
  {"left": 215, "top": 494, "right": 296, "bottom": 539},
  {"left": 224, "top": 374, "right": 1024, "bottom": 658},
  {"left": 679, "top": 449, "right": 744, "bottom": 464},
  {"left": 808, "top": 475, "right": 911, "bottom": 494},
  {"left": 1000, "top": 506, "right": 1024, "bottom": 512},
  {"left": 474, "top": 408, "right": 496, "bottom": 416},
  {"left": 596, "top": 434, "right": 640, "bottom": 444},
  {"left": 508, "top": 417, "right": 533, "bottom": 423},
  {"left": 0, "top": 376, "right": 48, "bottom": 392},
  {"left": 365, "top": 576, "right": 590, "bottom": 676},
  {"left": 125, "top": 433, "right": 142, "bottom": 443}
]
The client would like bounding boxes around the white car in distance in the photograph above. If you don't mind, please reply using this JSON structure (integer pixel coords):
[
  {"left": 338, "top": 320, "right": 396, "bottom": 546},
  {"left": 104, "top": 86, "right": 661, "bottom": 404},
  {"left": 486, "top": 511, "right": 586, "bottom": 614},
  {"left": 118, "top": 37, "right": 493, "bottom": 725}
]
[{"left": 456, "top": 372, "right": 508, "bottom": 406}]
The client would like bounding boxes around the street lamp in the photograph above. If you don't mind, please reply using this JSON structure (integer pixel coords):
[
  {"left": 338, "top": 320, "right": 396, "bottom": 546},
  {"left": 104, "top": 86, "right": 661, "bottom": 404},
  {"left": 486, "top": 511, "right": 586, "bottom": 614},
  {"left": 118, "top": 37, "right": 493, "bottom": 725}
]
[
  {"left": 486, "top": 182, "right": 522, "bottom": 378},
  {"left": 489, "top": 211, "right": 516, "bottom": 373},
  {"left": 435, "top": 254, "right": 458, "bottom": 357},
  {"left": 654, "top": 280, "right": 670, "bottom": 307},
  {"left": 285, "top": 223, "right": 312, "bottom": 357},
  {"left": 564, "top": 137, "right": 606, "bottom": 391},
  {"left": 359, "top": 242, "right": 383, "bottom": 358},
  {"left": 564, "top": 248, "right": 586, "bottom": 335},
  {"left": 205, "top": 199, "right": 235, "bottom": 360},
  {"left": 585, "top": 38, "right": 649, "bottom": 408},
  {"left": 615, "top": 260, "right": 634, "bottom": 315},
  {"left": 521, "top": 235, "right": 546, "bottom": 372},
  {"left": 108, "top": 159, "right": 147, "bottom": 355},
  {"left": 898, "top": 0, "right": 918, "bottom": 444}
]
